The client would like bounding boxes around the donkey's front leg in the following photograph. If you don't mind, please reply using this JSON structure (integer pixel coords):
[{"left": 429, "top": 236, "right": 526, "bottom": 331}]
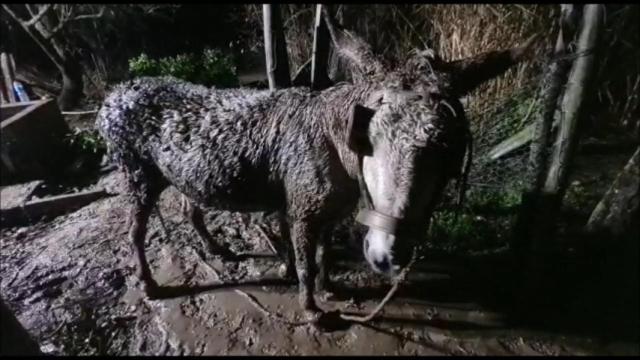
[{"left": 290, "top": 220, "right": 322, "bottom": 320}]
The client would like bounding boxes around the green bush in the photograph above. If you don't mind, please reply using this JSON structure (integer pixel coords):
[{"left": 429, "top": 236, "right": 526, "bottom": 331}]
[
  {"left": 128, "top": 49, "right": 238, "bottom": 87},
  {"left": 158, "top": 53, "right": 199, "bottom": 83},
  {"left": 428, "top": 210, "right": 502, "bottom": 253},
  {"left": 466, "top": 189, "right": 522, "bottom": 213},
  {"left": 66, "top": 128, "right": 106, "bottom": 155},
  {"left": 426, "top": 189, "right": 521, "bottom": 253},
  {"left": 128, "top": 53, "right": 160, "bottom": 77},
  {"left": 200, "top": 48, "right": 238, "bottom": 87}
]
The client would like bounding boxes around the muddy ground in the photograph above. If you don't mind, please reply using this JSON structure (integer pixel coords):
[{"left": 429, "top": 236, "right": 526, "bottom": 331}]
[{"left": 1, "top": 169, "right": 638, "bottom": 356}]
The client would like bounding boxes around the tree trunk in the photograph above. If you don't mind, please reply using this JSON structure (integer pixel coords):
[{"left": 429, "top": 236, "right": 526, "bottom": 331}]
[
  {"left": 585, "top": 147, "right": 640, "bottom": 240},
  {"left": 263, "top": 4, "right": 291, "bottom": 91},
  {"left": 42, "top": 14, "right": 84, "bottom": 111},
  {"left": 58, "top": 57, "right": 84, "bottom": 110},
  {"left": 513, "top": 4, "right": 579, "bottom": 257},
  {"left": 516, "top": 3, "right": 603, "bottom": 248},
  {"left": 512, "top": 4, "right": 604, "bottom": 312},
  {"left": 1, "top": 5, "right": 90, "bottom": 110},
  {"left": 527, "top": 4, "right": 579, "bottom": 191},
  {"left": 544, "top": 4, "right": 604, "bottom": 197}
]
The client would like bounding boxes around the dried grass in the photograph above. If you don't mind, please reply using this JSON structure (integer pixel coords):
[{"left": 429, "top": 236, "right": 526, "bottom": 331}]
[
  {"left": 280, "top": 4, "right": 556, "bottom": 124},
  {"left": 413, "top": 5, "right": 555, "bottom": 118},
  {"left": 274, "top": 4, "right": 638, "bottom": 132}
]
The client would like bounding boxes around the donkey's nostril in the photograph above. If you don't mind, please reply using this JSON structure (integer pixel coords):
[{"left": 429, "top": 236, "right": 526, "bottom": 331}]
[{"left": 373, "top": 257, "right": 390, "bottom": 272}]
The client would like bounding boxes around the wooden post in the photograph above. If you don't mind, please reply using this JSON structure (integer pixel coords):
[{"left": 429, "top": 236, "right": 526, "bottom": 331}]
[
  {"left": 263, "top": 4, "right": 291, "bottom": 91},
  {"left": 0, "top": 83, "right": 7, "bottom": 104},
  {"left": 1, "top": 53, "right": 17, "bottom": 103},
  {"left": 512, "top": 4, "right": 579, "bottom": 258},
  {"left": 544, "top": 4, "right": 604, "bottom": 197},
  {"left": 512, "top": 5, "right": 604, "bottom": 314},
  {"left": 310, "top": 4, "right": 332, "bottom": 91},
  {"left": 527, "top": 4, "right": 579, "bottom": 191},
  {"left": 0, "top": 53, "right": 8, "bottom": 103}
]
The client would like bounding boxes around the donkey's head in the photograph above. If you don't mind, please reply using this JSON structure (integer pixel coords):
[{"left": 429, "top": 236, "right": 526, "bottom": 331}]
[{"left": 324, "top": 8, "right": 536, "bottom": 276}]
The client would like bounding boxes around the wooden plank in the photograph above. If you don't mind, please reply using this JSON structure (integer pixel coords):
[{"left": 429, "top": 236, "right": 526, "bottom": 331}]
[
  {"left": 0, "top": 180, "right": 43, "bottom": 209},
  {"left": 0, "top": 53, "right": 16, "bottom": 103},
  {"left": 1, "top": 99, "right": 70, "bottom": 184},
  {"left": 0, "top": 188, "right": 114, "bottom": 227},
  {"left": 1, "top": 101, "right": 34, "bottom": 122},
  {"left": 486, "top": 119, "right": 559, "bottom": 162},
  {"left": 0, "top": 297, "right": 43, "bottom": 355},
  {"left": 487, "top": 124, "right": 535, "bottom": 161}
]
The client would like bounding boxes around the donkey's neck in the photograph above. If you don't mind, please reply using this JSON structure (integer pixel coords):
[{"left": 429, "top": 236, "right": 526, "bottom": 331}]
[{"left": 316, "top": 82, "right": 379, "bottom": 179}]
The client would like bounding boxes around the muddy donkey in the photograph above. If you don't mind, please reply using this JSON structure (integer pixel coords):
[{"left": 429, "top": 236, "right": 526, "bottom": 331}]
[{"left": 96, "top": 13, "right": 535, "bottom": 321}]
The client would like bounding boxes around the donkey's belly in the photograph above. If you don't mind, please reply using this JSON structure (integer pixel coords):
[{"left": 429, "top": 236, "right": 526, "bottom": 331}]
[
  {"left": 194, "top": 179, "right": 284, "bottom": 213},
  {"left": 157, "top": 153, "right": 284, "bottom": 213}
]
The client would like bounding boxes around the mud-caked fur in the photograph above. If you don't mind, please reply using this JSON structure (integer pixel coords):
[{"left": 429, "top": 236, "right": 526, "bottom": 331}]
[
  {"left": 97, "top": 17, "right": 534, "bottom": 320},
  {"left": 98, "top": 76, "right": 375, "bottom": 313}
]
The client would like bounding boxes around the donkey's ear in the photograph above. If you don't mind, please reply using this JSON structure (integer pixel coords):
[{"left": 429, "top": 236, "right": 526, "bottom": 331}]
[
  {"left": 347, "top": 104, "right": 375, "bottom": 155},
  {"left": 445, "top": 34, "right": 538, "bottom": 96},
  {"left": 322, "top": 6, "right": 385, "bottom": 80}
]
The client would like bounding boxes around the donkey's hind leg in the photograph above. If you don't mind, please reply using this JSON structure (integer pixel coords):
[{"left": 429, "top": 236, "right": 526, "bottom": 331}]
[
  {"left": 181, "top": 197, "right": 238, "bottom": 261},
  {"left": 315, "top": 229, "right": 332, "bottom": 294},
  {"left": 128, "top": 179, "right": 166, "bottom": 298},
  {"left": 276, "top": 215, "right": 297, "bottom": 280},
  {"left": 121, "top": 157, "right": 171, "bottom": 299}
]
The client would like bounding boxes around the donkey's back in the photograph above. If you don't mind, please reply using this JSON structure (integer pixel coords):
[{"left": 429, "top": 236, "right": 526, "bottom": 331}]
[{"left": 97, "top": 76, "right": 308, "bottom": 211}]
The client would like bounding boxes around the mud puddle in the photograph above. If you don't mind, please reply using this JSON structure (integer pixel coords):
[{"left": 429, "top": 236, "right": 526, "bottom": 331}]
[{"left": 1, "top": 171, "right": 637, "bottom": 355}]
